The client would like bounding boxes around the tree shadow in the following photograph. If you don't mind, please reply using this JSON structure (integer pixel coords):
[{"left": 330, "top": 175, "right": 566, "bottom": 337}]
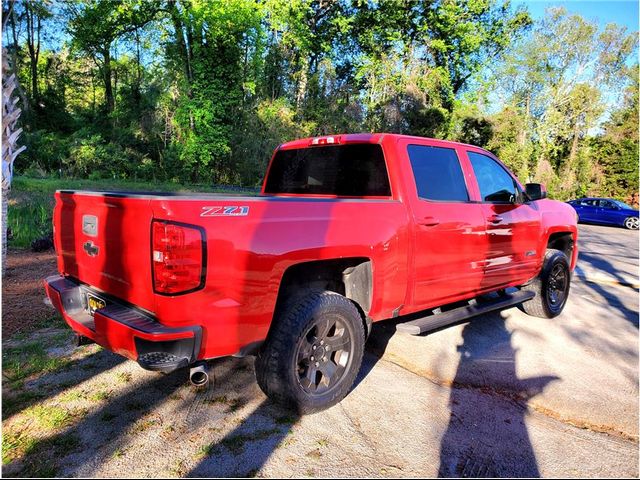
[
  {"left": 577, "top": 251, "right": 639, "bottom": 328},
  {"left": 2, "top": 347, "right": 125, "bottom": 421},
  {"left": 185, "top": 398, "right": 299, "bottom": 477},
  {"left": 579, "top": 250, "right": 638, "bottom": 287}
]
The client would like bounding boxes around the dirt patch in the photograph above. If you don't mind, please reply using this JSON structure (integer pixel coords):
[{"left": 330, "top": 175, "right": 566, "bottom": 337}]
[{"left": 2, "top": 248, "right": 59, "bottom": 338}]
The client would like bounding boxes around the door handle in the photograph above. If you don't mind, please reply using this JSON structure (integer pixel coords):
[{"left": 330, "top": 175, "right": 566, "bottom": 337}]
[
  {"left": 488, "top": 215, "right": 503, "bottom": 224},
  {"left": 419, "top": 216, "right": 440, "bottom": 227}
]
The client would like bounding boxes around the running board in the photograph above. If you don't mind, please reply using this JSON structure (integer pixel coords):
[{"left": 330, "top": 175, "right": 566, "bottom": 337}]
[{"left": 396, "top": 290, "right": 535, "bottom": 335}]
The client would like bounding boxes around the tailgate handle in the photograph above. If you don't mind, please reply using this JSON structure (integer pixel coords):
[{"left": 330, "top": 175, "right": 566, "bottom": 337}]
[{"left": 488, "top": 215, "right": 503, "bottom": 224}]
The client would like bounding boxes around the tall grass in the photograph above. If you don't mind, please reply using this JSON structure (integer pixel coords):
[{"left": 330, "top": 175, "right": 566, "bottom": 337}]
[
  {"left": 7, "top": 176, "right": 259, "bottom": 249},
  {"left": 7, "top": 202, "right": 52, "bottom": 248}
]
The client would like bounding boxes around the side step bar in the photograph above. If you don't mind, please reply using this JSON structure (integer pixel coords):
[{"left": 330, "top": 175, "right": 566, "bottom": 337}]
[{"left": 396, "top": 290, "right": 535, "bottom": 335}]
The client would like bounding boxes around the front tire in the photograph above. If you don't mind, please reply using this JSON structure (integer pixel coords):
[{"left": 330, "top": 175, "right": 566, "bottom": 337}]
[
  {"left": 624, "top": 217, "right": 639, "bottom": 230},
  {"left": 519, "top": 249, "right": 570, "bottom": 318},
  {"left": 255, "top": 290, "right": 365, "bottom": 414}
]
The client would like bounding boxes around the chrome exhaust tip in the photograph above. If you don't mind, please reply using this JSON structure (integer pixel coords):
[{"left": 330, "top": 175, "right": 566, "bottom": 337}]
[{"left": 189, "top": 362, "right": 209, "bottom": 388}]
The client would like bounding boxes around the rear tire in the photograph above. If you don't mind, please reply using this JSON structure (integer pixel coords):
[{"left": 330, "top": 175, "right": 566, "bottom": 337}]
[
  {"left": 518, "top": 249, "right": 570, "bottom": 319},
  {"left": 624, "top": 217, "right": 639, "bottom": 230},
  {"left": 255, "top": 290, "right": 365, "bottom": 414}
]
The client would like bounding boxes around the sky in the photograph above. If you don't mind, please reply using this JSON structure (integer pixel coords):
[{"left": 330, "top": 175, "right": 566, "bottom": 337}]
[{"left": 519, "top": 0, "right": 639, "bottom": 32}]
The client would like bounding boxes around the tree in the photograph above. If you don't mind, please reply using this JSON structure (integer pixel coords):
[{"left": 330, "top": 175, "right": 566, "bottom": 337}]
[
  {"left": 23, "top": 0, "right": 51, "bottom": 102},
  {"left": 351, "top": 0, "right": 532, "bottom": 135},
  {"left": 489, "top": 7, "right": 637, "bottom": 198},
  {"left": 165, "top": 0, "right": 263, "bottom": 183},
  {"left": 1, "top": 0, "right": 637, "bottom": 203},
  {"left": 66, "top": 0, "right": 159, "bottom": 116},
  {"left": 2, "top": 0, "right": 26, "bottom": 272},
  {"left": 589, "top": 64, "right": 639, "bottom": 204}
]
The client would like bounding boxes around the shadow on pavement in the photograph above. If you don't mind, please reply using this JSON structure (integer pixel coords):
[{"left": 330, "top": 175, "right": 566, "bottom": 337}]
[
  {"left": 362, "top": 308, "right": 559, "bottom": 478},
  {"left": 2, "top": 346, "right": 125, "bottom": 422},
  {"left": 185, "top": 398, "right": 298, "bottom": 477},
  {"left": 579, "top": 251, "right": 638, "bottom": 286},
  {"left": 577, "top": 252, "right": 639, "bottom": 328},
  {"left": 437, "top": 312, "right": 558, "bottom": 477}
]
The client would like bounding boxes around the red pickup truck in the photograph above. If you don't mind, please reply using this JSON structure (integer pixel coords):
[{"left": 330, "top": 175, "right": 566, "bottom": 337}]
[{"left": 44, "top": 133, "right": 578, "bottom": 413}]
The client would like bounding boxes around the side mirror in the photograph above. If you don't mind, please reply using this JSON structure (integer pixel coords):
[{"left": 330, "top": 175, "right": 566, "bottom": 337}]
[{"left": 525, "top": 183, "right": 547, "bottom": 201}]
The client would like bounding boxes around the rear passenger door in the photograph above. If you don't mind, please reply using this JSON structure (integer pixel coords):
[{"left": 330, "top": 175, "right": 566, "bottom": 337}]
[
  {"left": 403, "top": 142, "right": 488, "bottom": 310},
  {"left": 466, "top": 150, "right": 542, "bottom": 289}
]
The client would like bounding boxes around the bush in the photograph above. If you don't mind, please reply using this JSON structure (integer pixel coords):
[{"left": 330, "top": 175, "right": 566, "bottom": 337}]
[{"left": 18, "top": 130, "right": 70, "bottom": 174}]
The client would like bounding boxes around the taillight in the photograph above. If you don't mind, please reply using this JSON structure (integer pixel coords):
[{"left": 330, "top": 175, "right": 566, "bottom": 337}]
[{"left": 152, "top": 220, "right": 205, "bottom": 295}]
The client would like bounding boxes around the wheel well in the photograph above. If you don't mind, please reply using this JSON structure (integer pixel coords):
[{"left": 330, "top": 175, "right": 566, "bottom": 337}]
[
  {"left": 547, "top": 232, "right": 574, "bottom": 259},
  {"left": 275, "top": 258, "right": 372, "bottom": 332}
]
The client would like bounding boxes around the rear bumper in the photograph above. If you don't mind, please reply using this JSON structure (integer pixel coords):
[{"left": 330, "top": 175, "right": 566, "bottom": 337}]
[{"left": 44, "top": 275, "right": 202, "bottom": 372}]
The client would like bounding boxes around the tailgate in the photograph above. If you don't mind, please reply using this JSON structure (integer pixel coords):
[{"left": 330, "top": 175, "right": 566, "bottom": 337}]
[{"left": 53, "top": 191, "right": 155, "bottom": 312}]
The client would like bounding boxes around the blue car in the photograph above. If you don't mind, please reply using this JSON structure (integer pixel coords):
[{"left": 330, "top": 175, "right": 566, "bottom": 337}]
[{"left": 567, "top": 198, "right": 639, "bottom": 230}]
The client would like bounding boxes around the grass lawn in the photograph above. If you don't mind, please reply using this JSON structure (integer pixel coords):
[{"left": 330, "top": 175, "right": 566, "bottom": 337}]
[{"left": 7, "top": 176, "right": 259, "bottom": 248}]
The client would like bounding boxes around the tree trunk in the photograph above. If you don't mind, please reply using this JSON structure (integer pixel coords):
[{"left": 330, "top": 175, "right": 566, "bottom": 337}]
[
  {"left": 2, "top": 186, "right": 8, "bottom": 275},
  {"left": 25, "top": 1, "right": 41, "bottom": 101},
  {"left": 2, "top": 48, "right": 26, "bottom": 275},
  {"left": 569, "top": 115, "right": 581, "bottom": 163},
  {"left": 170, "top": 3, "right": 193, "bottom": 86},
  {"left": 8, "top": 0, "right": 29, "bottom": 114},
  {"left": 518, "top": 93, "right": 530, "bottom": 146},
  {"left": 170, "top": 2, "right": 195, "bottom": 130},
  {"left": 134, "top": 29, "right": 142, "bottom": 111},
  {"left": 103, "top": 48, "right": 114, "bottom": 114}
]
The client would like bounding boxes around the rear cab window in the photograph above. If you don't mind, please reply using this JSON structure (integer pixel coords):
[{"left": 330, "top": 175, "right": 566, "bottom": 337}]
[
  {"left": 264, "top": 144, "right": 391, "bottom": 197},
  {"left": 407, "top": 145, "right": 469, "bottom": 202}
]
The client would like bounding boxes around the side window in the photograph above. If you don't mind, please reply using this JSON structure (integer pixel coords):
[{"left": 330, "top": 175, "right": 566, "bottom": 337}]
[
  {"left": 468, "top": 151, "right": 518, "bottom": 203},
  {"left": 407, "top": 145, "right": 469, "bottom": 202},
  {"left": 600, "top": 200, "right": 614, "bottom": 209}
]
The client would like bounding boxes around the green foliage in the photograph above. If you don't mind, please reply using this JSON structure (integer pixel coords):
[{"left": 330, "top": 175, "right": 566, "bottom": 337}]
[
  {"left": 19, "top": 130, "right": 70, "bottom": 174},
  {"left": 2, "top": 0, "right": 636, "bottom": 203},
  {"left": 232, "top": 98, "right": 315, "bottom": 185},
  {"left": 486, "top": 8, "right": 638, "bottom": 201},
  {"left": 7, "top": 199, "right": 50, "bottom": 248},
  {"left": 6, "top": 176, "right": 258, "bottom": 249},
  {"left": 589, "top": 138, "right": 639, "bottom": 201}
]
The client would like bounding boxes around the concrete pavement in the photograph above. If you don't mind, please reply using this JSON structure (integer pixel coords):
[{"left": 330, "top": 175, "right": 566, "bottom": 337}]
[
  {"left": 3, "top": 224, "right": 637, "bottom": 477},
  {"left": 368, "top": 223, "right": 639, "bottom": 441},
  {"left": 575, "top": 223, "right": 639, "bottom": 288},
  {"left": 28, "top": 349, "right": 636, "bottom": 477}
]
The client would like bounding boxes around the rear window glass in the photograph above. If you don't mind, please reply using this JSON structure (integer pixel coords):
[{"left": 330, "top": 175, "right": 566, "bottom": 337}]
[
  {"left": 407, "top": 145, "right": 469, "bottom": 202},
  {"left": 264, "top": 144, "right": 391, "bottom": 197}
]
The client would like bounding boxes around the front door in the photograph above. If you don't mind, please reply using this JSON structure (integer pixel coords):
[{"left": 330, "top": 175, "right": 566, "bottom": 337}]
[
  {"left": 465, "top": 150, "right": 542, "bottom": 290},
  {"left": 595, "top": 199, "right": 618, "bottom": 225}
]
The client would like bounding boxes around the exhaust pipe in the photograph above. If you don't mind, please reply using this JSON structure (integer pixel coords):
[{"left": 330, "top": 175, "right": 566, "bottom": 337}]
[{"left": 189, "top": 362, "right": 210, "bottom": 388}]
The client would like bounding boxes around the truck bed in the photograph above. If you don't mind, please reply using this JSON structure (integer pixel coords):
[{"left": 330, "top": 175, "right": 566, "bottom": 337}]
[{"left": 53, "top": 189, "right": 409, "bottom": 359}]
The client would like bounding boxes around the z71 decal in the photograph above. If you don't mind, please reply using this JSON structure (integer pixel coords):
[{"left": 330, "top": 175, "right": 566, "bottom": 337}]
[{"left": 201, "top": 206, "right": 250, "bottom": 217}]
